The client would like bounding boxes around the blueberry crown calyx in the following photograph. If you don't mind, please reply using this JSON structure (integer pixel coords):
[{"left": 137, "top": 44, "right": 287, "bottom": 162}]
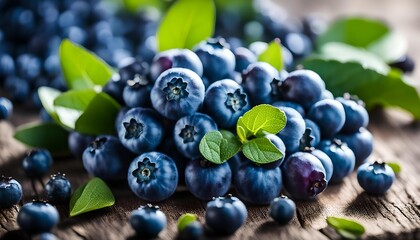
[
  {"left": 225, "top": 89, "right": 247, "bottom": 112},
  {"left": 89, "top": 137, "right": 107, "bottom": 152},
  {"left": 163, "top": 77, "right": 189, "bottom": 101}
]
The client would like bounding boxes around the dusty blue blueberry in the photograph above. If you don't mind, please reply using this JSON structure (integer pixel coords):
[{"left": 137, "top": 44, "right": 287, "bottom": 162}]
[
  {"left": 269, "top": 196, "right": 296, "bottom": 224},
  {"left": 17, "top": 201, "right": 59, "bottom": 234},
  {"left": 307, "top": 99, "right": 345, "bottom": 139},
  {"left": 130, "top": 204, "right": 167, "bottom": 238},
  {"left": 0, "top": 176, "right": 23, "bottom": 209},
  {"left": 22, "top": 149, "right": 53, "bottom": 179},
  {"left": 45, "top": 173, "right": 72, "bottom": 205},
  {"left": 357, "top": 161, "right": 395, "bottom": 195},
  {"left": 336, "top": 128, "right": 373, "bottom": 166},
  {"left": 0, "top": 97, "right": 13, "bottom": 120}
]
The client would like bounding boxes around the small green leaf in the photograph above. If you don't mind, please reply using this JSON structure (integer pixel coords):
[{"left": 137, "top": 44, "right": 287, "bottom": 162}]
[
  {"left": 242, "top": 137, "right": 283, "bottom": 164},
  {"left": 75, "top": 92, "right": 120, "bottom": 135},
  {"left": 236, "top": 104, "right": 286, "bottom": 142},
  {"left": 70, "top": 177, "right": 115, "bottom": 217},
  {"left": 316, "top": 17, "right": 407, "bottom": 63},
  {"left": 54, "top": 89, "right": 98, "bottom": 111},
  {"left": 156, "top": 0, "right": 215, "bottom": 51},
  {"left": 301, "top": 58, "right": 420, "bottom": 119},
  {"left": 123, "top": 0, "right": 165, "bottom": 12},
  {"left": 386, "top": 162, "right": 401, "bottom": 174},
  {"left": 38, "top": 87, "right": 61, "bottom": 122},
  {"left": 326, "top": 216, "right": 365, "bottom": 240},
  {"left": 258, "top": 38, "right": 283, "bottom": 70},
  {"left": 199, "top": 130, "right": 242, "bottom": 164},
  {"left": 177, "top": 213, "right": 198, "bottom": 231},
  {"left": 14, "top": 122, "right": 69, "bottom": 156},
  {"left": 59, "top": 39, "right": 114, "bottom": 90},
  {"left": 237, "top": 125, "right": 247, "bottom": 143}
]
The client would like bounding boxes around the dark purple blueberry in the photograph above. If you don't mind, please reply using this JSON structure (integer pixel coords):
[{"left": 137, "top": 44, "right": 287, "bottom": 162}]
[
  {"left": 307, "top": 99, "right": 346, "bottom": 139},
  {"left": 281, "top": 152, "right": 327, "bottom": 199},
  {"left": 357, "top": 161, "right": 395, "bottom": 195},
  {"left": 242, "top": 62, "right": 280, "bottom": 105}
]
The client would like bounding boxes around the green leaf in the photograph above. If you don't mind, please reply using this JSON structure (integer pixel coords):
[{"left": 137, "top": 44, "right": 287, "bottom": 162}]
[
  {"left": 242, "top": 137, "right": 283, "bottom": 164},
  {"left": 258, "top": 38, "right": 283, "bottom": 71},
  {"left": 199, "top": 130, "right": 242, "bottom": 164},
  {"left": 14, "top": 122, "right": 69, "bottom": 156},
  {"left": 38, "top": 87, "right": 61, "bottom": 122},
  {"left": 237, "top": 125, "right": 247, "bottom": 143},
  {"left": 316, "top": 42, "right": 390, "bottom": 74},
  {"left": 70, "top": 177, "right": 115, "bottom": 217},
  {"left": 301, "top": 58, "right": 420, "bottom": 119},
  {"left": 75, "top": 92, "right": 120, "bottom": 135},
  {"left": 316, "top": 17, "right": 407, "bottom": 63},
  {"left": 59, "top": 39, "right": 114, "bottom": 90},
  {"left": 327, "top": 216, "right": 365, "bottom": 240},
  {"left": 236, "top": 104, "right": 286, "bottom": 142},
  {"left": 54, "top": 89, "right": 98, "bottom": 111},
  {"left": 386, "top": 162, "right": 401, "bottom": 174},
  {"left": 156, "top": 0, "right": 215, "bottom": 51},
  {"left": 177, "top": 213, "right": 198, "bottom": 231}
]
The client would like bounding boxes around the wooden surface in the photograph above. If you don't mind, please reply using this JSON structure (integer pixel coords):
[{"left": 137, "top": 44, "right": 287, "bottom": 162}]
[{"left": 2, "top": 0, "right": 420, "bottom": 239}]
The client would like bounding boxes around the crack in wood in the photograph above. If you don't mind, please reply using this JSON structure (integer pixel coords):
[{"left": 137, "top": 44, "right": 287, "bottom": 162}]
[
  {"left": 295, "top": 208, "right": 305, "bottom": 228},
  {"left": 71, "top": 228, "right": 88, "bottom": 240}
]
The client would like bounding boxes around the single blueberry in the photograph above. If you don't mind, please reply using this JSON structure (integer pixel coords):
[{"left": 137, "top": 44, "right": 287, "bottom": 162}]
[
  {"left": 0, "top": 176, "right": 23, "bottom": 209},
  {"left": 130, "top": 204, "right": 167, "bottom": 238},
  {"left": 17, "top": 201, "right": 59, "bottom": 234},
  {"left": 45, "top": 173, "right": 72, "bottom": 205},
  {"left": 357, "top": 161, "right": 395, "bottom": 195},
  {"left": 22, "top": 149, "right": 53, "bottom": 179},
  {"left": 269, "top": 196, "right": 296, "bottom": 224}
]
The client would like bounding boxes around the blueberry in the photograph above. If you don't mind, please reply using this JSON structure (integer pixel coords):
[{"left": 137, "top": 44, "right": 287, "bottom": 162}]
[
  {"left": 228, "top": 154, "right": 243, "bottom": 181},
  {"left": 320, "top": 90, "right": 334, "bottom": 100},
  {"left": 173, "top": 113, "right": 218, "bottom": 160},
  {"left": 0, "top": 176, "right": 23, "bottom": 209},
  {"left": 318, "top": 139, "right": 356, "bottom": 184},
  {"left": 68, "top": 131, "right": 95, "bottom": 159},
  {"left": 357, "top": 161, "right": 395, "bottom": 195},
  {"left": 185, "top": 159, "right": 231, "bottom": 201},
  {"left": 40, "top": 108, "right": 53, "bottom": 123},
  {"left": 248, "top": 41, "right": 268, "bottom": 56},
  {"left": 117, "top": 107, "right": 164, "bottom": 154},
  {"left": 272, "top": 101, "right": 305, "bottom": 116},
  {"left": 22, "top": 149, "right": 53, "bottom": 179},
  {"left": 389, "top": 55, "right": 415, "bottom": 73},
  {"left": 45, "top": 173, "right": 72, "bottom": 205},
  {"left": 34, "top": 232, "right": 57, "bottom": 240},
  {"left": 234, "top": 161, "right": 282, "bottom": 205},
  {"left": 278, "top": 69, "right": 325, "bottom": 109},
  {"left": 128, "top": 152, "right": 178, "bottom": 202},
  {"left": 281, "top": 152, "right": 327, "bottom": 199},
  {"left": 82, "top": 135, "right": 134, "bottom": 180},
  {"left": 242, "top": 62, "right": 280, "bottom": 105},
  {"left": 103, "top": 73, "right": 125, "bottom": 105},
  {"left": 234, "top": 47, "right": 257, "bottom": 73},
  {"left": 283, "top": 33, "right": 312, "bottom": 59},
  {"left": 203, "top": 79, "right": 250, "bottom": 129},
  {"left": 151, "top": 68, "right": 205, "bottom": 120},
  {"left": 205, "top": 195, "right": 247, "bottom": 235},
  {"left": 150, "top": 48, "right": 203, "bottom": 81},
  {"left": 336, "top": 128, "right": 373, "bottom": 166},
  {"left": 156, "top": 137, "right": 186, "bottom": 185},
  {"left": 130, "top": 204, "right": 167, "bottom": 238},
  {"left": 275, "top": 106, "right": 306, "bottom": 155},
  {"left": 336, "top": 94, "right": 369, "bottom": 134},
  {"left": 4, "top": 75, "right": 30, "bottom": 103},
  {"left": 178, "top": 221, "right": 203, "bottom": 240},
  {"left": 307, "top": 99, "right": 346, "bottom": 139},
  {"left": 269, "top": 196, "right": 296, "bottom": 224},
  {"left": 122, "top": 75, "right": 153, "bottom": 108},
  {"left": 0, "top": 54, "right": 15, "bottom": 78},
  {"left": 193, "top": 38, "right": 235, "bottom": 83},
  {"left": 304, "top": 119, "right": 321, "bottom": 147},
  {"left": 17, "top": 201, "right": 59, "bottom": 234},
  {"left": 310, "top": 149, "right": 334, "bottom": 182},
  {"left": 16, "top": 54, "right": 42, "bottom": 81},
  {"left": 0, "top": 97, "right": 13, "bottom": 120}
]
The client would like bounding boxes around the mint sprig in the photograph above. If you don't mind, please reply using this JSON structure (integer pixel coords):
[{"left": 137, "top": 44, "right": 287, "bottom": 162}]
[{"left": 199, "top": 104, "right": 286, "bottom": 165}]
